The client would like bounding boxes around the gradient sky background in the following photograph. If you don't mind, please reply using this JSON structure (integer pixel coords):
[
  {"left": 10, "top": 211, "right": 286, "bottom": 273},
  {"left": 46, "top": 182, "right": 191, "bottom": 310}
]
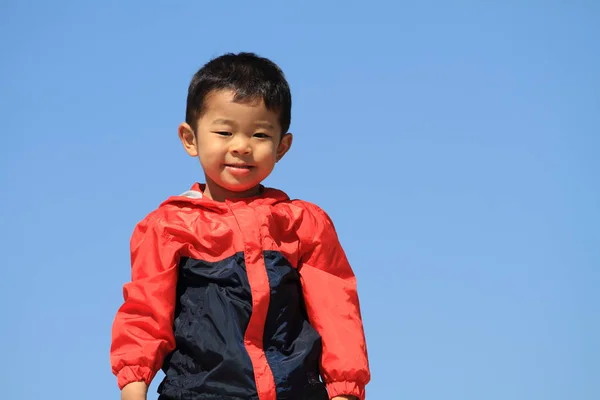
[{"left": 1, "top": 1, "right": 598, "bottom": 399}]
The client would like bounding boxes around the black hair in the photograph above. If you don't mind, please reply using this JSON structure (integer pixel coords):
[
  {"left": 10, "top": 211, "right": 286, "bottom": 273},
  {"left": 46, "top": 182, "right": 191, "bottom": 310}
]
[{"left": 185, "top": 52, "right": 292, "bottom": 134}]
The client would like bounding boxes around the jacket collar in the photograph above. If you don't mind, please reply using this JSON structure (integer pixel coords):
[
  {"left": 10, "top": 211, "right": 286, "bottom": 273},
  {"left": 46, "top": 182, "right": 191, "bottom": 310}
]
[{"left": 161, "top": 182, "right": 290, "bottom": 211}]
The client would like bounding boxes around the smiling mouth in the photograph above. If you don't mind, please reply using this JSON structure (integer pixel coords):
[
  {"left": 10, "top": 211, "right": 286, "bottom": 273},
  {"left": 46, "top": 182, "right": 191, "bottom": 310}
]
[{"left": 225, "top": 164, "right": 253, "bottom": 169}]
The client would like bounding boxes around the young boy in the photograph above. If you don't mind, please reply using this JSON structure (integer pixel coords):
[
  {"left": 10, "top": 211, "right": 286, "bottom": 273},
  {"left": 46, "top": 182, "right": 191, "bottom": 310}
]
[{"left": 110, "top": 52, "right": 370, "bottom": 400}]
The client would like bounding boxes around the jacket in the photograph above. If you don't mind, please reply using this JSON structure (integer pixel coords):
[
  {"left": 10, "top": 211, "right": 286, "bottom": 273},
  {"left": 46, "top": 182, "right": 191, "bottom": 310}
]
[{"left": 110, "top": 183, "right": 370, "bottom": 400}]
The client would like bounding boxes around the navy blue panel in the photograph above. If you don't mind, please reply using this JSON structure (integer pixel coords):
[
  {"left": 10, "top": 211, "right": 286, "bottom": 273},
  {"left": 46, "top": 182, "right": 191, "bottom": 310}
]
[
  {"left": 262, "top": 251, "right": 328, "bottom": 400},
  {"left": 158, "top": 253, "right": 259, "bottom": 400}
]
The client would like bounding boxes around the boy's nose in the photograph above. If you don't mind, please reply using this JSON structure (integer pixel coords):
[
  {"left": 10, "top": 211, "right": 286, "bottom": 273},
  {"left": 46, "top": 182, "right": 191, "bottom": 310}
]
[{"left": 230, "top": 138, "right": 252, "bottom": 154}]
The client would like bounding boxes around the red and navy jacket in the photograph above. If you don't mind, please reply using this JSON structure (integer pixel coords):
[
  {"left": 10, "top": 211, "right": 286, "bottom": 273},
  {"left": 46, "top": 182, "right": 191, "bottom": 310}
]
[{"left": 110, "top": 183, "right": 370, "bottom": 400}]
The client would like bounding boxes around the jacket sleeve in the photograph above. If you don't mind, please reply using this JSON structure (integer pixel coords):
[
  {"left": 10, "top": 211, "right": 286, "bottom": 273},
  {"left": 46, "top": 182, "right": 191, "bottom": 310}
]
[
  {"left": 110, "top": 214, "right": 180, "bottom": 389},
  {"left": 298, "top": 204, "right": 370, "bottom": 400}
]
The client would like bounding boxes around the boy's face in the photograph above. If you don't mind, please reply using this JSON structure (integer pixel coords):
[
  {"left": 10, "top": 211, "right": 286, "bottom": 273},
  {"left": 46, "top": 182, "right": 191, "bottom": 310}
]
[{"left": 178, "top": 90, "right": 292, "bottom": 201}]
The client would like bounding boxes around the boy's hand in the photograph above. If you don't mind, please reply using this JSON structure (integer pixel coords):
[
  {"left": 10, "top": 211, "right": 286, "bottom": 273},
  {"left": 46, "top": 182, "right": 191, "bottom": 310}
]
[
  {"left": 121, "top": 381, "right": 148, "bottom": 400},
  {"left": 331, "top": 396, "right": 359, "bottom": 400}
]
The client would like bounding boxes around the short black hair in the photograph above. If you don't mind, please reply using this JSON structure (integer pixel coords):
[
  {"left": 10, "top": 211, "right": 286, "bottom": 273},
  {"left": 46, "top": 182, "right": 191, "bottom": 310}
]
[{"left": 185, "top": 52, "right": 292, "bottom": 134}]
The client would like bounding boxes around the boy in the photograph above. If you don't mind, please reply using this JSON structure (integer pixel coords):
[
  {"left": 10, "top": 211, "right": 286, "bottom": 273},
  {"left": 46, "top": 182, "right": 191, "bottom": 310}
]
[{"left": 110, "top": 52, "right": 370, "bottom": 400}]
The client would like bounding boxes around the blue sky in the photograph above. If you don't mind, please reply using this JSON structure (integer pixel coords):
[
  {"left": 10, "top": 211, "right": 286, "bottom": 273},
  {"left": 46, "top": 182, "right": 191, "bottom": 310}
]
[{"left": 1, "top": 1, "right": 598, "bottom": 399}]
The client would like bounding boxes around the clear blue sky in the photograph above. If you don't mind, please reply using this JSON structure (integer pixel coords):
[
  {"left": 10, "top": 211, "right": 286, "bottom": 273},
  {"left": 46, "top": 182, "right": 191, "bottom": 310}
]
[{"left": 1, "top": 1, "right": 598, "bottom": 399}]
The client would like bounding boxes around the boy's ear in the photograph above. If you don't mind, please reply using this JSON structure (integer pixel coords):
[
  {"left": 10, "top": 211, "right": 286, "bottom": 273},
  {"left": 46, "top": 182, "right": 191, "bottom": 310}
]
[
  {"left": 178, "top": 123, "right": 198, "bottom": 157},
  {"left": 276, "top": 132, "right": 293, "bottom": 162}
]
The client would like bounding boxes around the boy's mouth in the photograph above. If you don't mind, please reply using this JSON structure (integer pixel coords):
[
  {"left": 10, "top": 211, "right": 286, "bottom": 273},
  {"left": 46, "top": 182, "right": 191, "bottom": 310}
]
[
  {"left": 224, "top": 164, "right": 254, "bottom": 177},
  {"left": 224, "top": 164, "right": 254, "bottom": 170}
]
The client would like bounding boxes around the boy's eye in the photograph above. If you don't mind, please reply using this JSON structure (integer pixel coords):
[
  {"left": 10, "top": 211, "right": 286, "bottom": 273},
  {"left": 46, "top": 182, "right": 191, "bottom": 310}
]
[
  {"left": 254, "top": 133, "right": 271, "bottom": 139},
  {"left": 215, "top": 131, "right": 232, "bottom": 136}
]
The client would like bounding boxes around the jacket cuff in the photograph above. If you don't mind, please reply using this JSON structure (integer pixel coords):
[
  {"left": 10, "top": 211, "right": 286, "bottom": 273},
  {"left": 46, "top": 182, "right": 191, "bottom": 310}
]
[
  {"left": 326, "top": 381, "right": 365, "bottom": 400},
  {"left": 116, "top": 365, "right": 154, "bottom": 390}
]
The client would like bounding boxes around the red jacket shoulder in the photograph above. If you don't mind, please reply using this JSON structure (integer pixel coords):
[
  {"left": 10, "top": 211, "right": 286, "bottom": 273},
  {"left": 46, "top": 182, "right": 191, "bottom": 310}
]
[
  {"left": 290, "top": 199, "right": 327, "bottom": 216},
  {"left": 136, "top": 200, "right": 192, "bottom": 227},
  {"left": 290, "top": 199, "right": 334, "bottom": 225}
]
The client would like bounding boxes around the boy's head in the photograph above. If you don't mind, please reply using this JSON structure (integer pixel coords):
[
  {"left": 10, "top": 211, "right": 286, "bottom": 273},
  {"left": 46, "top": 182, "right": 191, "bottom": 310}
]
[{"left": 178, "top": 52, "right": 293, "bottom": 201}]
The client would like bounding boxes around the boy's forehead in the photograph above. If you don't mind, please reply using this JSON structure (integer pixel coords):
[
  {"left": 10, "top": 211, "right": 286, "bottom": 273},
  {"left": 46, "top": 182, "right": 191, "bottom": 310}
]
[
  {"left": 201, "top": 90, "right": 280, "bottom": 126},
  {"left": 204, "top": 89, "right": 264, "bottom": 109}
]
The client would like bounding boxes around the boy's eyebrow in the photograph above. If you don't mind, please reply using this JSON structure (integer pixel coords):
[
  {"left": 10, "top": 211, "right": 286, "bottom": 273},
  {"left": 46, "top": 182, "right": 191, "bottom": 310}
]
[
  {"left": 255, "top": 121, "right": 275, "bottom": 130},
  {"left": 212, "top": 118, "right": 236, "bottom": 125},
  {"left": 212, "top": 119, "right": 275, "bottom": 130}
]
